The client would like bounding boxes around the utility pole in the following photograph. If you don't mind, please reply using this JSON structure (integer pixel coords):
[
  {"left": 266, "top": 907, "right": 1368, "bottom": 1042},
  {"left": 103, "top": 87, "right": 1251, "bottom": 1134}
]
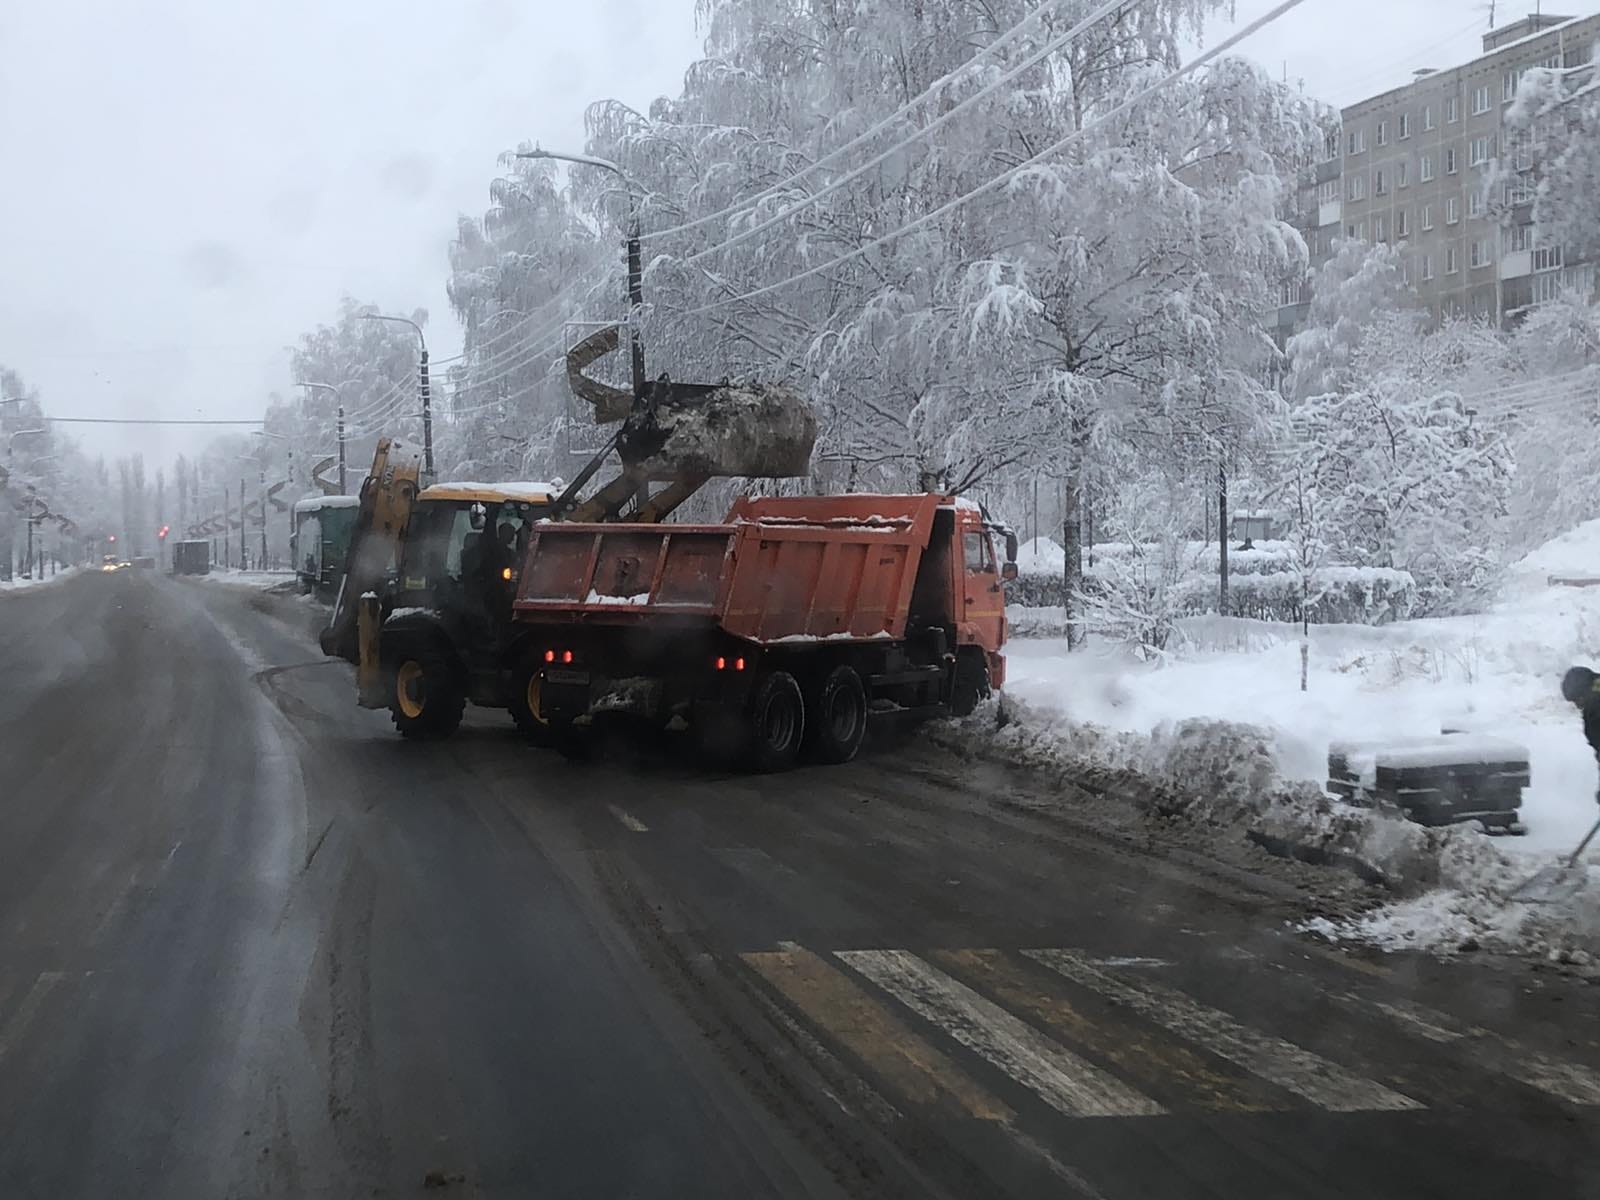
[
  {"left": 258, "top": 448, "right": 267, "bottom": 570},
  {"left": 1218, "top": 462, "right": 1230, "bottom": 615},
  {"left": 239, "top": 476, "right": 247, "bottom": 569},
  {"left": 224, "top": 485, "right": 231, "bottom": 570},
  {"left": 337, "top": 405, "right": 347, "bottom": 493}
]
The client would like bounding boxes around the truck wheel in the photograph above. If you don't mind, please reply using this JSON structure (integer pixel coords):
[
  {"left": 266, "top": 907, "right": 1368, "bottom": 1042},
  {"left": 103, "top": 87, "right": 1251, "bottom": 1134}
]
[
  {"left": 748, "top": 670, "right": 805, "bottom": 772},
  {"left": 509, "top": 660, "right": 550, "bottom": 746},
  {"left": 948, "top": 651, "right": 990, "bottom": 718},
  {"left": 388, "top": 644, "right": 465, "bottom": 740},
  {"left": 805, "top": 664, "right": 867, "bottom": 764}
]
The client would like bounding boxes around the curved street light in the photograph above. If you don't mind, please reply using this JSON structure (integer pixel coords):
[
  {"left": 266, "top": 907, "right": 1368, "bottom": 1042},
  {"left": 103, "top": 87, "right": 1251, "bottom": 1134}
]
[
  {"left": 517, "top": 147, "right": 646, "bottom": 397},
  {"left": 295, "top": 380, "right": 349, "bottom": 493},
  {"left": 360, "top": 314, "right": 432, "bottom": 480}
]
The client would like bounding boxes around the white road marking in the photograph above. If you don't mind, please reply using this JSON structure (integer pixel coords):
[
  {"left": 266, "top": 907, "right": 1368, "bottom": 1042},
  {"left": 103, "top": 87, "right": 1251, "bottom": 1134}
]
[
  {"left": 1338, "top": 990, "right": 1600, "bottom": 1107},
  {"left": 836, "top": 949, "right": 1164, "bottom": 1118},
  {"left": 607, "top": 806, "right": 648, "bottom": 833},
  {"left": 1025, "top": 949, "right": 1421, "bottom": 1113},
  {"left": 0, "top": 972, "right": 65, "bottom": 1061}
]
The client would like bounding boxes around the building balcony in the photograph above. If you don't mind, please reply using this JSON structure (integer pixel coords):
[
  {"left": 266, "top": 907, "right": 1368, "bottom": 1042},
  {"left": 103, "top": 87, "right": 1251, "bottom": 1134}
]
[
  {"left": 1501, "top": 249, "right": 1533, "bottom": 278},
  {"left": 1319, "top": 199, "right": 1343, "bottom": 227}
]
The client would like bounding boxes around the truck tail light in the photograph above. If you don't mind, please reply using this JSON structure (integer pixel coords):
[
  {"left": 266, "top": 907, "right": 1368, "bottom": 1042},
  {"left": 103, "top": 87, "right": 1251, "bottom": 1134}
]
[
  {"left": 562, "top": 650, "right": 574, "bottom": 664},
  {"left": 544, "top": 649, "right": 555, "bottom": 663},
  {"left": 734, "top": 657, "right": 746, "bottom": 671},
  {"left": 715, "top": 656, "right": 726, "bottom": 671}
]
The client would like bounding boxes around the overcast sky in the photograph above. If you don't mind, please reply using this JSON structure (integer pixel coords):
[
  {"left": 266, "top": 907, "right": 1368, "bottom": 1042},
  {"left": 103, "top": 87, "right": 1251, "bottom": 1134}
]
[{"left": 0, "top": 0, "right": 1505, "bottom": 465}]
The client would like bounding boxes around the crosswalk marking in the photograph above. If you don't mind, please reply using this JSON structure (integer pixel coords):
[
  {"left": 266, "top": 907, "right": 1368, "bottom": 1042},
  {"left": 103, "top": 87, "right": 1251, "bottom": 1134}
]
[
  {"left": 837, "top": 949, "right": 1165, "bottom": 1119},
  {"left": 1336, "top": 990, "right": 1600, "bottom": 1107},
  {"left": 744, "top": 948, "right": 1011, "bottom": 1121},
  {"left": 1024, "top": 949, "right": 1422, "bottom": 1113},
  {"left": 932, "top": 949, "right": 1273, "bottom": 1113}
]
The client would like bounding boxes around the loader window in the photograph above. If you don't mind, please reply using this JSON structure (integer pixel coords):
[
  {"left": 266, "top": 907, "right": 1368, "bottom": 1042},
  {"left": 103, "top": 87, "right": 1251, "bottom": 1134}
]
[{"left": 444, "top": 508, "right": 478, "bottom": 581}]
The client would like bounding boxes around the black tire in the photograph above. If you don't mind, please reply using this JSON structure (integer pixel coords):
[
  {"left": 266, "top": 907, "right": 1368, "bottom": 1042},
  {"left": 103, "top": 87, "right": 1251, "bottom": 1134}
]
[
  {"left": 747, "top": 670, "right": 805, "bottom": 772},
  {"left": 508, "top": 658, "right": 550, "bottom": 745},
  {"left": 804, "top": 664, "right": 868, "bottom": 764},
  {"left": 388, "top": 642, "right": 465, "bottom": 740},
  {"left": 948, "top": 650, "right": 990, "bottom": 718}
]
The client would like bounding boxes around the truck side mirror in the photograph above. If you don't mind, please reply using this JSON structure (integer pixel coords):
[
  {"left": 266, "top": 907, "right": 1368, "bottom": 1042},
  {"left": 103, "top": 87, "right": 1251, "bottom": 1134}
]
[
  {"left": 1001, "top": 561, "right": 1019, "bottom": 582},
  {"left": 1004, "top": 530, "right": 1018, "bottom": 563}
]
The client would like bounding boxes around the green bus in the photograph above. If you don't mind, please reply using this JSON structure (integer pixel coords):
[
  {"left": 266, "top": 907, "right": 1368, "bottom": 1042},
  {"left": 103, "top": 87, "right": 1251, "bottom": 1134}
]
[{"left": 292, "top": 496, "right": 359, "bottom": 602}]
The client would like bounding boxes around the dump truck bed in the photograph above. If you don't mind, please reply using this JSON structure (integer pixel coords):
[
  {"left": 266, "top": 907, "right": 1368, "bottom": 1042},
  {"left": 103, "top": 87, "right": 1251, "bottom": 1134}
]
[{"left": 513, "top": 493, "right": 945, "bottom": 643}]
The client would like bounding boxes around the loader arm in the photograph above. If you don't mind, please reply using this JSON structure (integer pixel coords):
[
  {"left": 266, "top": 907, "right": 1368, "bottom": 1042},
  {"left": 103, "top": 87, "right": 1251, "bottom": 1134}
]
[{"left": 319, "top": 437, "right": 424, "bottom": 663}]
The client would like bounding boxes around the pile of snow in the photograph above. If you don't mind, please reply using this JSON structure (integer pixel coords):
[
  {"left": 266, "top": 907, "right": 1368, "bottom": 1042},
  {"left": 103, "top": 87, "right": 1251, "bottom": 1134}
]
[
  {"left": 0, "top": 567, "right": 80, "bottom": 595},
  {"left": 1014, "top": 536, "right": 1064, "bottom": 575},
  {"left": 194, "top": 569, "right": 297, "bottom": 592},
  {"left": 981, "top": 516, "right": 1600, "bottom": 965}
]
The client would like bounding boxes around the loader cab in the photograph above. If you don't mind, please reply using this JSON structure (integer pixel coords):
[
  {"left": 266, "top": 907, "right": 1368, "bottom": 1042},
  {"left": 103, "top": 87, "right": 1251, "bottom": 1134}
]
[{"left": 391, "top": 484, "right": 557, "bottom": 647}]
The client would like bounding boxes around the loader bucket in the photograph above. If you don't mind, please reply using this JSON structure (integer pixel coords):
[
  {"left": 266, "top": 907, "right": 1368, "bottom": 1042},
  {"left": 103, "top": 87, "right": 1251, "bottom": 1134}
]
[{"left": 630, "top": 383, "right": 816, "bottom": 479}]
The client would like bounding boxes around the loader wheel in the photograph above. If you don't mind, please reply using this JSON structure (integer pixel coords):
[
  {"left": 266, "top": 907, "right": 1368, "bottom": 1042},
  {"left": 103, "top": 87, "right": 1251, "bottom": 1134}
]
[
  {"left": 948, "top": 650, "right": 990, "bottom": 719},
  {"left": 748, "top": 670, "right": 805, "bottom": 773},
  {"left": 509, "top": 659, "right": 550, "bottom": 746},
  {"left": 388, "top": 644, "right": 465, "bottom": 740},
  {"left": 804, "top": 664, "right": 867, "bottom": 765}
]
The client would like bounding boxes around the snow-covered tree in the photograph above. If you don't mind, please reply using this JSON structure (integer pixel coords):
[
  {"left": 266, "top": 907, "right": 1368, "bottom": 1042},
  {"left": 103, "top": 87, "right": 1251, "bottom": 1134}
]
[
  {"left": 1504, "top": 60, "right": 1600, "bottom": 264},
  {"left": 1285, "top": 237, "right": 1413, "bottom": 401}
]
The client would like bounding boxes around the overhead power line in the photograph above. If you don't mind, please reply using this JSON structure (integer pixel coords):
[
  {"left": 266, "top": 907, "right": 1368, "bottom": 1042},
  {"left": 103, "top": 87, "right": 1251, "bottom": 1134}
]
[{"left": 43, "top": 416, "right": 266, "bottom": 426}]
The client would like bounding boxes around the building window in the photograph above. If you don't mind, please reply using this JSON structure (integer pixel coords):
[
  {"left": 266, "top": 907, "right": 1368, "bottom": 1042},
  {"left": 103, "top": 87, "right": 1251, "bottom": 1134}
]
[
  {"left": 1376, "top": 119, "right": 1388, "bottom": 146},
  {"left": 1347, "top": 127, "right": 1367, "bottom": 155},
  {"left": 1470, "top": 239, "right": 1489, "bottom": 268},
  {"left": 1420, "top": 154, "right": 1434, "bottom": 181},
  {"left": 1534, "top": 243, "right": 1564, "bottom": 272},
  {"left": 1423, "top": 104, "right": 1436, "bottom": 130},
  {"left": 1535, "top": 272, "right": 1563, "bottom": 303},
  {"left": 1447, "top": 246, "right": 1461, "bottom": 274},
  {"left": 1472, "top": 84, "right": 1490, "bottom": 114},
  {"left": 1374, "top": 214, "right": 1388, "bottom": 241},
  {"left": 1398, "top": 112, "right": 1411, "bottom": 139},
  {"left": 1509, "top": 223, "right": 1532, "bottom": 253},
  {"left": 1469, "top": 135, "right": 1491, "bottom": 165},
  {"left": 1374, "top": 167, "right": 1388, "bottom": 195},
  {"left": 1469, "top": 188, "right": 1484, "bottom": 218},
  {"left": 1397, "top": 208, "right": 1410, "bottom": 238},
  {"left": 1447, "top": 196, "right": 1461, "bottom": 224},
  {"left": 1348, "top": 173, "right": 1366, "bottom": 201},
  {"left": 1421, "top": 203, "right": 1434, "bottom": 230},
  {"left": 1318, "top": 179, "right": 1338, "bottom": 203},
  {"left": 1446, "top": 95, "right": 1460, "bottom": 123},
  {"left": 1397, "top": 160, "right": 1409, "bottom": 188},
  {"left": 1445, "top": 146, "right": 1458, "bottom": 174},
  {"left": 1420, "top": 253, "right": 1434, "bottom": 280},
  {"left": 1504, "top": 68, "right": 1524, "bottom": 101},
  {"left": 1346, "top": 221, "right": 1365, "bottom": 240}
]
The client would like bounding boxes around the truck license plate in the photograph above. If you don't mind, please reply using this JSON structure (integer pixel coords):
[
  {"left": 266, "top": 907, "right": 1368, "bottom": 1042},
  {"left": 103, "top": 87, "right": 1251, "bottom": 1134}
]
[{"left": 545, "top": 668, "right": 590, "bottom": 686}]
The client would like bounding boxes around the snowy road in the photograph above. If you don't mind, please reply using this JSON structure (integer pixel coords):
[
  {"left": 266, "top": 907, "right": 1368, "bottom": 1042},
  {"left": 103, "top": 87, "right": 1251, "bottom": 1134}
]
[{"left": 1, "top": 570, "right": 1598, "bottom": 1197}]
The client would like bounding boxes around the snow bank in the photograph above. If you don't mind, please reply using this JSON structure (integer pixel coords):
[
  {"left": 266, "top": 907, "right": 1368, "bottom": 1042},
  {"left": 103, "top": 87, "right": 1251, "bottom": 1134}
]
[
  {"left": 944, "top": 694, "right": 1600, "bottom": 966},
  {"left": 0, "top": 567, "right": 81, "bottom": 595}
]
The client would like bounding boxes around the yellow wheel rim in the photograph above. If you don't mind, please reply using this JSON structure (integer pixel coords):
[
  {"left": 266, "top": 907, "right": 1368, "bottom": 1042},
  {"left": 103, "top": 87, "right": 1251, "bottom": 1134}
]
[
  {"left": 395, "top": 661, "right": 426, "bottom": 719},
  {"left": 527, "top": 673, "right": 546, "bottom": 724}
]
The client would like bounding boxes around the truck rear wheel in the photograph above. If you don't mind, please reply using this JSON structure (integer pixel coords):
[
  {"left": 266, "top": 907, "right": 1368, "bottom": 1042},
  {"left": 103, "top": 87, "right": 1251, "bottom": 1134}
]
[
  {"left": 748, "top": 670, "right": 805, "bottom": 772},
  {"left": 804, "top": 664, "right": 867, "bottom": 764},
  {"left": 388, "top": 644, "right": 465, "bottom": 740}
]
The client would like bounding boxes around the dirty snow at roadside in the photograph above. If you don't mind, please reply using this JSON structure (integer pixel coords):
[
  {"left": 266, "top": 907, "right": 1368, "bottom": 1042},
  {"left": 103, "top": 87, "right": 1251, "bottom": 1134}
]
[{"left": 985, "top": 518, "right": 1600, "bottom": 964}]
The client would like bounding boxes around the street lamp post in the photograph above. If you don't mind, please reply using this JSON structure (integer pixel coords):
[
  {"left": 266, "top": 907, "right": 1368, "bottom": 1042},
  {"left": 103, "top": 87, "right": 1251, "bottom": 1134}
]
[
  {"left": 295, "top": 381, "right": 347, "bottom": 493},
  {"left": 19, "top": 455, "right": 58, "bottom": 577},
  {"left": 516, "top": 147, "right": 646, "bottom": 397},
  {"left": 360, "top": 314, "right": 432, "bottom": 479}
]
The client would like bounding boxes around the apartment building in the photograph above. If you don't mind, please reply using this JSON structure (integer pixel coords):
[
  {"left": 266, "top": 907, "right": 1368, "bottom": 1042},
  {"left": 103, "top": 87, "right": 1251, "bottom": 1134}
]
[{"left": 1278, "top": 10, "right": 1600, "bottom": 339}]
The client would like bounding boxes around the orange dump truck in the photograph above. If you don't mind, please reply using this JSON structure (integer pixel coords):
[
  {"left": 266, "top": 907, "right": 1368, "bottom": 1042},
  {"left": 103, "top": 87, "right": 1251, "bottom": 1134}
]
[{"left": 510, "top": 492, "right": 1016, "bottom": 769}]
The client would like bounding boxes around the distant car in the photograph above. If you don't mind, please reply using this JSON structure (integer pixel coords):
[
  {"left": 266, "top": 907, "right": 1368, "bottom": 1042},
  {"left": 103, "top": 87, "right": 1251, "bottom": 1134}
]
[{"left": 132, "top": 556, "right": 156, "bottom": 570}]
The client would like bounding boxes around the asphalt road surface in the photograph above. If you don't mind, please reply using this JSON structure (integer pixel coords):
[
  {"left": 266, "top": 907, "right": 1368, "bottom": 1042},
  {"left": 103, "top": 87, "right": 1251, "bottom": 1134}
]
[{"left": 2, "top": 568, "right": 1599, "bottom": 1199}]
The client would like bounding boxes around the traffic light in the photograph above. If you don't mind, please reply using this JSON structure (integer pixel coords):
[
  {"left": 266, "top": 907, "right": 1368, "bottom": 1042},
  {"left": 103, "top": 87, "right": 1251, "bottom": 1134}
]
[
  {"left": 107, "top": 534, "right": 116, "bottom": 543},
  {"left": 158, "top": 525, "right": 170, "bottom": 541}
]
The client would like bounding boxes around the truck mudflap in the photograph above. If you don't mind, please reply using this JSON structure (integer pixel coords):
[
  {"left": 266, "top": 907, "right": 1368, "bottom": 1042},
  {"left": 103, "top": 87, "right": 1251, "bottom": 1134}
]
[{"left": 988, "top": 651, "right": 1007, "bottom": 691}]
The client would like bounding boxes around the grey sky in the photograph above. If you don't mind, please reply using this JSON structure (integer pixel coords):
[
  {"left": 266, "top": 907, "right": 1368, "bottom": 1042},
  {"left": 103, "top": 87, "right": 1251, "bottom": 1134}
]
[{"left": 0, "top": 0, "right": 1513, "bottom": 465}]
